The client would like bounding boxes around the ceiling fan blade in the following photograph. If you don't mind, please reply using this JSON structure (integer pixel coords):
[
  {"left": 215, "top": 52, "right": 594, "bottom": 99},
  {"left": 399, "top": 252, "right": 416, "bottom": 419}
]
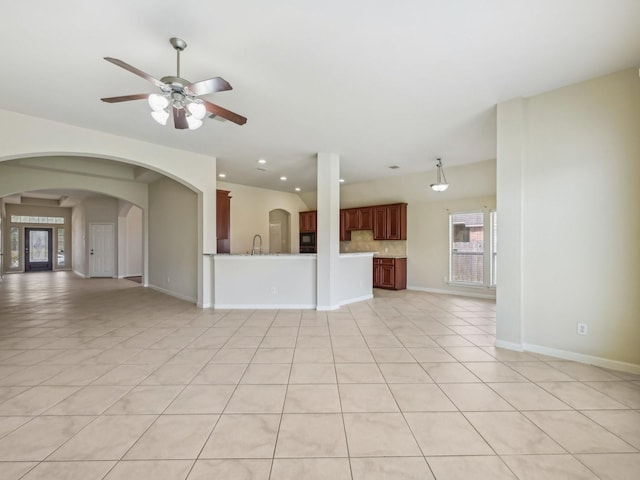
[
  {"left": 104, "top": 57, "right": 165, "bottom": 88},
  {"left": 203, "top": 100, "right": 247, "bottom": 125},
  {"left": 100, "top": 93, "right": 150, "bottom": 103},
  {"left": 173, "top": 107, "right": 188, "bottom": 129},
  {"left": 184, "top": 77, "right": 232, "bottom": 96}
]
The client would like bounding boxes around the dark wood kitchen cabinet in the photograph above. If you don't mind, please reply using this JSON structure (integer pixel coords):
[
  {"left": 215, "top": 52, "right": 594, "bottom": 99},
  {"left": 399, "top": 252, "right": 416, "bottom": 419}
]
[
  {"left": 299, "top": 210, "right": 317, "bottom": 233},
  {"left": 345, "top": 207, "right": 373, "bottom": 231},
  {"left": 340, "top": 209, "right": 351, "bottom": 241},
  {"left": 216, "top": 189, "right": 231, "bottom": 253},
  {"left": 373, "top": 203, "right": 407, "bottom": 240},
  {"left": 373, "top": 257, "right": 407, "bottom": 290},
  {"left": 358, "top": 207, "right": 373, "bottom": 230}
]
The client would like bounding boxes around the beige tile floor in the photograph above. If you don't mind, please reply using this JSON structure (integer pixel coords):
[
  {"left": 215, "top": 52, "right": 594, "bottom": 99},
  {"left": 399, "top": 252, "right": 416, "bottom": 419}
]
[{"left": 0, "top": 272, "right": 639, "bottom": 479}]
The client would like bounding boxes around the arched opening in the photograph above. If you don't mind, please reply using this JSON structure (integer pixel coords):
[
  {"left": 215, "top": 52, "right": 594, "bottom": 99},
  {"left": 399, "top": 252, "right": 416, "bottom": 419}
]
[
  {"left": 0, "top": 155, "right": 200, "bottom": 304},
  {"left": 268, "top": 208, "right": 291, "bottom": 253}
]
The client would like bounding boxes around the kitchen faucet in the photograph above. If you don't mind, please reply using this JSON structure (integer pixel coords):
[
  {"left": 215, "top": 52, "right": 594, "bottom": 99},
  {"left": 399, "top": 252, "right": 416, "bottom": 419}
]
[{"left": 251, "top": 234, "right": 262, "bottom": 255}]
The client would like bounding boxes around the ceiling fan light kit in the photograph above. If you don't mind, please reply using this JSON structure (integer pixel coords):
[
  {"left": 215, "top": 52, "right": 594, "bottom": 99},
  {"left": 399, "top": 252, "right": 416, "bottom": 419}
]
[
  {"left": 101, "top": 37, "right": 247, "bottom": 130},
  {"left": 430, "top": 158, "right": 449, "bottom": 192}
]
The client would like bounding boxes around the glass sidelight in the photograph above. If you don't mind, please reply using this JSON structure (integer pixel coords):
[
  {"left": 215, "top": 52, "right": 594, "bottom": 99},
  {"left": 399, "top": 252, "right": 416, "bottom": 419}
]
[
  {"left": 56, "top": 227, "right": 65, "bottom": 267},
  {"left": 10, "top": 226, "right": 20, "bottom": 269}
]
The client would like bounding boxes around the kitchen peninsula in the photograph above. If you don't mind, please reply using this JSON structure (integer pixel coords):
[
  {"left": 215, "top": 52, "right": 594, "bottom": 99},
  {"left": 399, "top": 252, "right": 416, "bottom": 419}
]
[{"left": 211, "top": 252, "right": 374, "bottom": 309}]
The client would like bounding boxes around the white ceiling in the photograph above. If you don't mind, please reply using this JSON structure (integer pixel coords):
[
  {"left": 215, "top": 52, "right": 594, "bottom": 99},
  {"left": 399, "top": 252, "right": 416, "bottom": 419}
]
[{"left": 1, "top": 0, "right": 638, "bottom": 194}]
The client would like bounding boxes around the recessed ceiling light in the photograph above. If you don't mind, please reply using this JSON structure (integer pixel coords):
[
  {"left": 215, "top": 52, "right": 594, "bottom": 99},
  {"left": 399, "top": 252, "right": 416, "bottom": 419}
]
[
  {"left": 218, "top": 173, "right": 226, "bottom": 178},
  {"left": 294, "top": 187, "right": 301, "bottom": 192},
  {"left": 258, "top": 159, "right": 267, "bottom": 164},
  {"left": 280, "top": 176, "right": 287, "bottom": 181},
  {"left": 339, "top": 178, "right": 345, "bottom": 183}
]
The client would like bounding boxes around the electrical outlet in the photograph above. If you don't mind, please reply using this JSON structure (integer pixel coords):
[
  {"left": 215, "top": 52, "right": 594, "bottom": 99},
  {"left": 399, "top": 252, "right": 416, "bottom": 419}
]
[
  {"left": 270, "top": 286, "right": 277, "bottom": 294},
  {"left": 577, "top": 323, "right": 588, "bottom": 335}
]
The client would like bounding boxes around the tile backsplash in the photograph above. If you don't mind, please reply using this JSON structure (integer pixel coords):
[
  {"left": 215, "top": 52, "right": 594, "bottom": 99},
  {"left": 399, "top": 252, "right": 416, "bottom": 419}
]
[{"left": 340, "top": 230, "right": 407, "bottom": 255}]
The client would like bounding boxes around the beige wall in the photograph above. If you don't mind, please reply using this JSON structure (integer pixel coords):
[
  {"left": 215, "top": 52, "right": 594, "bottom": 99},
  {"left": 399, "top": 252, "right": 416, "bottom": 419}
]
[
  {"left": 217, "top": 181, "right": 310, "bottom": 254},
  {"left": 72, "top": 203, "right": 86, "bottom": 277},
  {"left": 148, "top": 177, "right": 198, "bottom": 302},
  {"left": 497, "top": 68, "right": 640, "bottom": 369},
  {"left": 124, "top": 206, "right": 143, "bottom": 277}
]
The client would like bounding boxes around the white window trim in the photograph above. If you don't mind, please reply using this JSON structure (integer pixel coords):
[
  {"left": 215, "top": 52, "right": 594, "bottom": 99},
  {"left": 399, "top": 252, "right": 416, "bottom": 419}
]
[{"left": 448, "top": 209, "right": 496, "bottom": 289}]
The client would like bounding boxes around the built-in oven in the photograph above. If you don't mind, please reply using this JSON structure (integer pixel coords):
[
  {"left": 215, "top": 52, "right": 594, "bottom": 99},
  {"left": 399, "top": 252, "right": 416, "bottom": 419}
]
[{"left": 299, "top": 232, "right": 316, "bottom": 253}]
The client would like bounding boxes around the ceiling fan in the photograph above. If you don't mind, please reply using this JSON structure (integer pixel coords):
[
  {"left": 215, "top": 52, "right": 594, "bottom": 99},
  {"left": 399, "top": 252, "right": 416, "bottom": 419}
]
[{"left": 101, "top": 37, "right": 247, "bottom": 130}]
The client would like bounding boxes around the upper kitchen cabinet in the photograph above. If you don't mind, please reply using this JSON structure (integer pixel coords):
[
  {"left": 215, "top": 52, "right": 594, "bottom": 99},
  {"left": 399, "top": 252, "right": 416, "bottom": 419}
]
[
  {"left": 217, "top": 189, "right": 231, "bottom": 253},
  {"left": 345, "top": 207, "right": 373, "bottom": 232},
  {"left": 373, "top": 203, "right": 407, "bottom": 240},
  {"left": 340, "top": 209, "right": 351, "bottom": 241},
  {"left": 299, "top": 210, "right": 317, "bottom": 233}
]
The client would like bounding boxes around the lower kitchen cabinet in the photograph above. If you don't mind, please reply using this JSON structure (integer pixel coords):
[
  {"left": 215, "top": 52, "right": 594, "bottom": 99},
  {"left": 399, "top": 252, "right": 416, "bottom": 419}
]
[{"left": 373, "top": 257, "right": 407, "bottom": 290}]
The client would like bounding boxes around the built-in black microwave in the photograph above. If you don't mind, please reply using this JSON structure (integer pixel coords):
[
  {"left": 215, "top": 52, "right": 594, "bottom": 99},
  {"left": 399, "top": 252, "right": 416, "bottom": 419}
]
[{"left": 300, "top": 232, "right": 316, "bottom": 253}]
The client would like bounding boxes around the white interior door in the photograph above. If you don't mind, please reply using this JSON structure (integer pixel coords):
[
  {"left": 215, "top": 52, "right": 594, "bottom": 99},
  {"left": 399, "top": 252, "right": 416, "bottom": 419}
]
[{"left": 89, "top": 223, "right": 115, "bottom": 277}]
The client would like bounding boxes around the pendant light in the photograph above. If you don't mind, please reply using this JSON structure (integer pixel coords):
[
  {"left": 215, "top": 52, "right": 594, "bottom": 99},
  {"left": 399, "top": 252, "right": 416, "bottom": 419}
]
[{"left": 430, "top": 158, "right": 449, "bottom": 192}]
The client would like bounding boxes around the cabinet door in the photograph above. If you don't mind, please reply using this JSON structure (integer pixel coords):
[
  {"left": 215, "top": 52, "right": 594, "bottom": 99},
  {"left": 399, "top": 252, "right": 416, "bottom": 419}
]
[
  {"left": 372, "top": 206, "right": 387, "bottom": 239},
  {"left": 216, "top": 190, "right": 231, "bottom": 254},
  {"left": 372, "top": 260, "right": 381, "bottom": 287},
  {"left": 344, "top": 208, "right": 358, "bottom": 231},
  {"left": 300, "top": 211, "right": 317, "bottom": 233},
  {"left": 378, "top": 264, "right": 396, "bottom": 288},
  {"left": 393, "top": 257, "right": 407, "bottom": 290},
  {"left": 340, "top": 210, "right": 351, "bottom": 241},
  {"left": 386, "top": 204, "right": 407, "bottom": 240},
  {"left": 309, "top": 211, "right": 317, "bottom": 232},
  {"left": 358, "top": 207, "right": 373, "bottom": 230}
]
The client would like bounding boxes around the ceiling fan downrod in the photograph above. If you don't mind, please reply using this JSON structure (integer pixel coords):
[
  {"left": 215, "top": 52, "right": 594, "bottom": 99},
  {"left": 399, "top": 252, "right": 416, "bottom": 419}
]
[{"left": 169, "top": 37, "right": 187, "bottom": 79}]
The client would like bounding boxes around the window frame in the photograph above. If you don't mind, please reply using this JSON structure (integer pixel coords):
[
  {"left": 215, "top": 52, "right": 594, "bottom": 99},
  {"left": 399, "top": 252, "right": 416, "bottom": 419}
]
[{"left": 448, "top": 210, "right": 496, "bottom": 289}]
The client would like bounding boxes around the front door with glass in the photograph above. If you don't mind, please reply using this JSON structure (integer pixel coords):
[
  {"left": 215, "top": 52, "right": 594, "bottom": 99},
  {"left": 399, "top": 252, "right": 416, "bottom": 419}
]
[{"left": 25, "top": 228, "right": 53, "bottom": 272}]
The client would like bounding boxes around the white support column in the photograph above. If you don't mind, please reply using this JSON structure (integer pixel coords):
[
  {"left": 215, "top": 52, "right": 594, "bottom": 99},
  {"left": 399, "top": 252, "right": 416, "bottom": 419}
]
[
  {"left": 198, "top": 158, "right": 217, "bottom": 308},
  {"left": 495, "top": 98, "right": 525, "bottom": 350},
  {"left": 316, "top": 152, "right": 341, "bottom": 310}
]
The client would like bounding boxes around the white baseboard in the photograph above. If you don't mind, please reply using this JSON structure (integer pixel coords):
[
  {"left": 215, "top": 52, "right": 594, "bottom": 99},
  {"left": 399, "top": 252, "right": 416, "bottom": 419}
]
[
  {"left": 522, "top": 343, "right": 640, "bottom": 375},
  {"left": 72, "top": 269, "right": 87, "bottom": 278},
  {"left": 340, "top": 293, "right": 374, "bottom": 306},
  {"left": 316, "top": 305, "right": 341, "bottom": 311},
  {"left": 316, "top": 293, "right": 375, "bottom": 311},
  {"left": 495, "top": 339, "right": 525, "bottom": 352},
  {"left": 407, "top": 285, "right": 496, "bottom": 300},
  {"left": 494, "top": 338, "right": 640, "bottom": 375},
  {"left": 147, "top": 285, "right": 197, "bottom": 304},
  {"left": 214, "top": 303, "right": 316, "bottom": 310}
]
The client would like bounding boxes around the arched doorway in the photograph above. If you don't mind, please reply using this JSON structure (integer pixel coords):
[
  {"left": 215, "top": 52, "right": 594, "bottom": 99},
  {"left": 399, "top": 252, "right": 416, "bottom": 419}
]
[
  {"left": 269, "top": 209, "right": 291, "bottom": 253},
  {"left": 0, "top": 156, "right": 200, "bottom": 304}
]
